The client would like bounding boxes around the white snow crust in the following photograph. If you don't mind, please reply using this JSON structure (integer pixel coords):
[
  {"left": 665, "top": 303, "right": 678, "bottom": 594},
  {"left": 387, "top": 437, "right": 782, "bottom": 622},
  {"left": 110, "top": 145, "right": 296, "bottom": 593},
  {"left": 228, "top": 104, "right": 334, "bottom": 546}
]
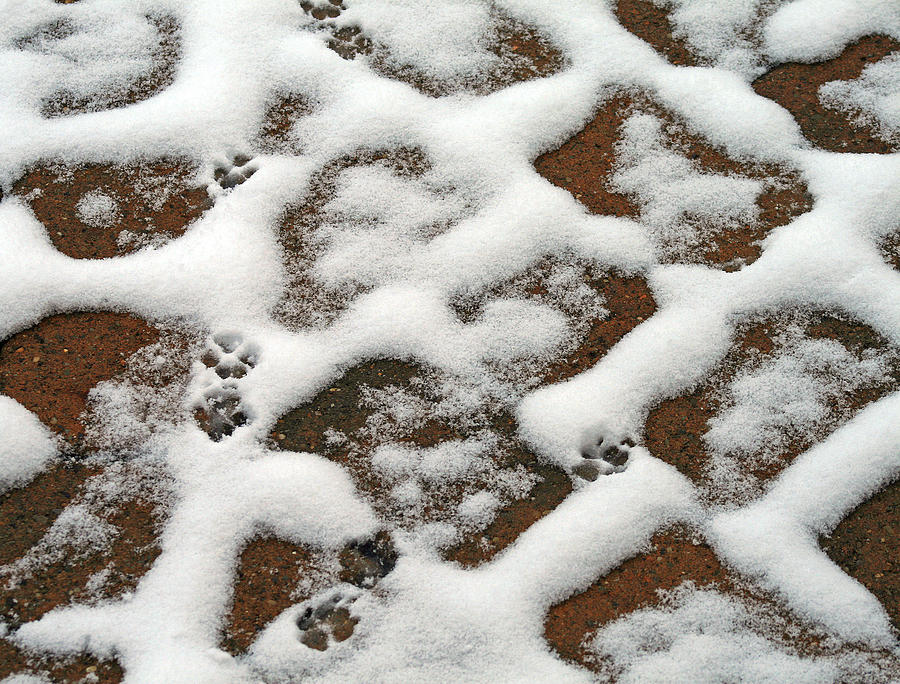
[{"left": 0, "top": 0, "right": 898, "bottom": 681}]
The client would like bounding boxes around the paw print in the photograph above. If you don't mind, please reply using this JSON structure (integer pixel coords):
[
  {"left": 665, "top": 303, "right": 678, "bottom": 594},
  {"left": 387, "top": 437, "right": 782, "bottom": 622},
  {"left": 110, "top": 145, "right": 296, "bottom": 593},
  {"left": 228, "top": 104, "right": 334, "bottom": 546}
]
[
  {"left": 327, "top": 24, "right": 373, "bottom": 60},
  {"left": 296, "top": 588, "right": 360, "bottom": 651},
  {"left": 300, "top": 0, "right": 342, "bottom": 20},
  {"left": 574, "top": 435, "right": 635, "bottom": 481},
  {"left": 300, "top": 0, "right": 372, "bottom": 61},
  {"left": 338, "top": 529, "right": 398, "bottom": 588},
  {"left": 213, "top": 154, "right": 258, "bottom": 191},
  {"left": 194, "top": 332, "right": 260, "bottom": 441},
  {"left": 296, "top": 530, "right": 397, "bottom": 651}
]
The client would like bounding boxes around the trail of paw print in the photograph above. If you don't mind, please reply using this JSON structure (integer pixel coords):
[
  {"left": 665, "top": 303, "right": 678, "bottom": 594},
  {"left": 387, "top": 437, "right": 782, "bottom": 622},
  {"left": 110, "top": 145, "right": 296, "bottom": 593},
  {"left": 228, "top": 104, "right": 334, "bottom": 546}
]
[
  {"left": 297, "top": 590, "right": 360, "bottom": 650},
  {"left": 300, "top": 0, "right": 342, "bottom": 20},
  {"left": 300, "top": 0, "right": 373, "bottom": 60},
  {"left": 574, "top": 434, "right": 636, "bottom": 482},
  {"left": 213, "top": 154, "right": 258, "bottom": 191},
  {"left": 195, "top": 332, "right": 260, "bottom": 441},
  {"left": 297, "top": 530, "right": 398, "bottom": 651}
]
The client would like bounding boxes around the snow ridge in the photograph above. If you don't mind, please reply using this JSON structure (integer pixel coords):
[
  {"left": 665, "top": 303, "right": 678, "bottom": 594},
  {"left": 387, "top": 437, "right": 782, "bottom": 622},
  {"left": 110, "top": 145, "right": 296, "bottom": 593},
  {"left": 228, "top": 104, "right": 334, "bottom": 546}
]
[{"left": 0, "top": 0, "right": 898, "bottom": 681}]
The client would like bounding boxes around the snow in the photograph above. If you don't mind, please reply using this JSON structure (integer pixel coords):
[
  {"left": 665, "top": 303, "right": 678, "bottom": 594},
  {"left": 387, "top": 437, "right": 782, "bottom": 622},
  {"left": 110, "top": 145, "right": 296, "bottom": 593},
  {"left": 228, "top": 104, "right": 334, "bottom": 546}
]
[
  {"left": 611, "top": 112, "right": 762, "bottom": 261},
  {"left": 819, "top": 52, "right": 900, "bottom": 143},
  {"left": 0, "top": 0, "right": 898, "bottom": 681},
  {"left": 764, "top": 0, "right": 900, "bottom": 63},
  {"left": 657, "top": 0, "right": 769, "bottom": 76},
  {"left": 457, "top": 490, "right": 501, "bottom": 526},
  {"left": 704, "top": 327, "right": 895, "bottom": 464},
  {"left": 0, "top": 398, "right": 57, "bottom": 493},
  {"left": 708, "top": 392, "right": 900, "bottom": 647},
  {"left": 75, "top": 189, "right": 121, "bottom": 228},
  {"left": 586, "top": 582, "right": 897, "bottom": 684},
  {"left": 342, "top": 0, "right": 496, "bottom": 82}
]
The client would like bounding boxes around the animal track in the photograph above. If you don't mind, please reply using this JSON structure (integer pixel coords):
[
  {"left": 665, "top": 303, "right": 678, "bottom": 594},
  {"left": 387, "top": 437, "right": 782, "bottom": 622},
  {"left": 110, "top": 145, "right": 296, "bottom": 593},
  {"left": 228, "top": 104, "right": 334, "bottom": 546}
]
[
  {"left": 296, "top": 587, "right": 360, "bottom": 651},
  {"left": 299, "top": 1, "right": 562, "bottom": 96},
  {"left": 194, "top": 332, "right": 260, "bottom": 441},
  {"left": 575, "top": 435, "right": 635, "bottom": 481},
  {"left": 299, "top": 0, "right": 372, "bottom": 61},
  {"left": 338, "top": 529, "right": 398, "bottom": 589},
  {"left": 213, "top": 155, "right": 258, "bottom": 191},
  {"left": 327, "top": 24, "right": 373, "bottom": 61},
  {"left": 296, "top": 531, "right": 397, "bottom": 651},
  {"left": 300, "top": 0, "right": 343, "bottom": 21}
]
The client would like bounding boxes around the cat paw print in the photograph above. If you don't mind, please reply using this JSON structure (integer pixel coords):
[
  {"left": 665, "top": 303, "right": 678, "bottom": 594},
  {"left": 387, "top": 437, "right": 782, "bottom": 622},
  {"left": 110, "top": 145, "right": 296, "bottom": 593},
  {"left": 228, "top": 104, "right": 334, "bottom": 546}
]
[
  {"left": 194, "top": 332, "right": 260, "bottom": 441},
  {"left": 300, "top": 0, "right": 342, "bottom": 20},
  {"left": 297, "top": 530, "right": 398, "bottom": 651},
  {"left": 300, "top": 0, "right": 373, "bottom": 60},
  {"left": 328, "top": 24, "right": 373, "bottom": 60},
  {"left": 296, "top": 588, "right": 360, "bottom": 651},
  {"left": 213, "top": 154, "right": 258, "bottom": 191},
  {"left": 338, "top": 529, "right": 398, "bottom": 588},
  {"left": 574, "top": 435, "right": 635, "bottom": 481}
]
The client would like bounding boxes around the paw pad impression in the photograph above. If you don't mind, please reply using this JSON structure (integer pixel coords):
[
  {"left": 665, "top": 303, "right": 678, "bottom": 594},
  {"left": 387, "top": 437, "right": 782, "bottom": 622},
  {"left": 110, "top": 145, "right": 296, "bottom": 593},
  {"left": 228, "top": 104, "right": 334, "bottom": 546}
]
[
  {"left": 575, "top": 435, "right": 635, "bottom": 481},
  {"left": 296, "top": 589, "right": 360, "bottom": 651},
  {"left": 195, "top": 332, "right": 260, "bottom": 441},
  {"left": 213, "top": 154, "right": 258, "bottom": 191},
  {"left": 296, "top": 531, "right": 398, "bottom": 651},
  {"left": 338, "top": 529, "right": 398, "bottom": 589}
]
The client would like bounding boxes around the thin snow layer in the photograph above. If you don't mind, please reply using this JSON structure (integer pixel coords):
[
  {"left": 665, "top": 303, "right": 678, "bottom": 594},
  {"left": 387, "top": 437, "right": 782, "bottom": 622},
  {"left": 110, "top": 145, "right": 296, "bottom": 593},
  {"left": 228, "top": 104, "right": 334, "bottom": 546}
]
[
  {"left": 0, "top": 0, "right": 898, "bottom": 682},
  {"left": 819, "top": 52, "right": 900, "bottom": 142},
  {"left": 373, "top": 436, "right": 492, "bottom": 485},
  {"left": 0, "top": 398, "right": 57, "bottom": 493},
  {"left": 697, "top": 327, "right": 896, "bottom": 505},
  {"left": 705, "top": 331, "right": 894, "bottom": 462},
  {"left": 2, "top": 2, "right": 160, "bottom": 113},
  {"left": 587, "top": 583, "right": 892, "bottom": 684},
  {"left": 75, "top": 189, "right": 121, "bottom": 228},
  {"left": 611, "top": 113, "right": 762, "bottom": 261},
  {"left": 343, "top": 0, "right": 496, "bottom": 81},
  {"left": 655, "top": 0, "right": 771, "bottom": 76}
]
